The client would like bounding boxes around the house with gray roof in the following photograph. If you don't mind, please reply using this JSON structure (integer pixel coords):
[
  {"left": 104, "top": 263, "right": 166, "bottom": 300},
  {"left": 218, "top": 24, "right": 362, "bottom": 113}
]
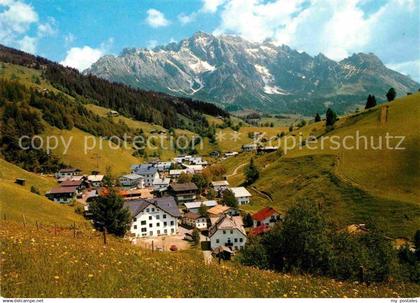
[
  {"left": 125, "top": 196, "right": 180, "bottom": 238},
  {"left": 208, "top": 214, "right": 247, "bottom": 251},
  {"left": 131, "top": 164, "right": 159, "bottom": 187}
]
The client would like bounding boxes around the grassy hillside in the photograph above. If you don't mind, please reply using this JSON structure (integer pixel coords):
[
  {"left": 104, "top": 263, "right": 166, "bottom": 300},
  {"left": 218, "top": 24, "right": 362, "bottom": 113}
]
[
  {"left": 0, "top": 158, "right": 56, "bottom": 194},
  {"left": 283, "top": 93, "right": 420, "bottom": 204},
  {"left": 2, "top": 221, "right": 418, "bottom": 298},
  {"left": 43, "top": 126, "right": 138, "bottom": 176},
  {"left": 224, "top": 94, "right": 420, "bottom": 238},
  {"left": 0, "top": 181, "right": 85, "bottom": 225}
]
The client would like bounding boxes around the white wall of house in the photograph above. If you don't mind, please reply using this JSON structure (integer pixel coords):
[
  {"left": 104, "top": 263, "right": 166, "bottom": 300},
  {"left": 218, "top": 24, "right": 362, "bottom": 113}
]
[
  {"left": 195, "top": 217, "right": 208, "bottom": 229},
  {"left": 236, "top": 196, "right": 250, "bottom": 205},
  {"left": 253, "top": 215, "right": 278, "bottom": 227},
  {"left": 210, "top": 229, "right": 247, "bottom": 250},
  {"left": 130, "top": 205, "right": 178, "bottom": 238},
  {"left": 140, "top": 172, "right": 159, "bottom": 187},
  {"left": 120, "top": 177, "right": 143, "bottom": 188}
]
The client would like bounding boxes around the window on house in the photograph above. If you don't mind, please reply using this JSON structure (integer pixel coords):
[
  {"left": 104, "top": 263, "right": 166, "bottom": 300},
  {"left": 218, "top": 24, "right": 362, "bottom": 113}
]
[
  {"left": 133, "top": 218, "right": 137, "bottom": 222},
  {"left": 157, "top": 230, "right": 161, "bottom": 235},
  {"left": 163, "top": 214, "right": 166, "bottom": 219},
  {"left": 230, "top": 230, "right": 233, "bottom": 234},
  {"left": 149, "top": 223, "right": 153, "bottom": 227},
  {"left": 239, "top": 238, "right": 243, "bottom": 242},
  {"left": 157, "top": 223, "right": 160, "bottom": 227},
  {"left": 164, "top": 229, "right": 167, "bottom": 234},
  {"left": 171, "top": 221, "right": 174, "bottom": 226},
  {"left": 149, "top": 231, "right": 153, "bottom": 236},
  {"left": 141, "top": 228, "right": 147, "bottom": 232},
  {"left": 133, "top": 225, "right": 137, "bottom": 229},
  {"left": 234, "top": 238, "right": 238, "bottom": 242},
  {"left": 164, "top": 222, "right": 167, "bottom": 227},
  {"left": 152, "top": 208, "right": 155, "bottom": 212},
  {"left": 216, "top": 239, "right": 220, "bottom": 243},
  {"left": 223, "top": 230, "right": 226, "bottom": 234},
  {"left": 235, "top": 246, "right": 238, "bottom": 250},
  {"left": 171, "top": 228, "right": 174, "bottom": 233},
  {"left": 156, "top": 215, "right": 160, "bottom": 219},
  {"left": 141, "top": 221, "right": 146, "bottom": 225},
  {"left": 149, "top": 216, "right": 152, "bottom": 220}
]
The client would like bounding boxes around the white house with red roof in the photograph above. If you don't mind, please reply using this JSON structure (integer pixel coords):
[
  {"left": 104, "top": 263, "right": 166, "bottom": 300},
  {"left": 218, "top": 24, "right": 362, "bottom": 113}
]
[{"left": 252, "top": 207, "right": 281, "bottom": 228}]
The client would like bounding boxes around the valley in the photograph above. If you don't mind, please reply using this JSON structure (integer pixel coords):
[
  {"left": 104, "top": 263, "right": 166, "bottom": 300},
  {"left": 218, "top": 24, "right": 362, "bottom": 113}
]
[{"left": 0, "top": 44, "right": 419, "bottom": 298}]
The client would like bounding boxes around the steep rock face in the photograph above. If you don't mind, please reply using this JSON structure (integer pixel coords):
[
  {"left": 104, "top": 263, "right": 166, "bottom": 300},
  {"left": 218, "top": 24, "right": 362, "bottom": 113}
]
[{"left": 86, "top": 32, "right": 418, "bottom": 114}]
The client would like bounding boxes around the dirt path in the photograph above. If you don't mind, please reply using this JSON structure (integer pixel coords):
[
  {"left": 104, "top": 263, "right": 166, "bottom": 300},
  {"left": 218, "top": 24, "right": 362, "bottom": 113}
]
[
  {"left": 249, "top": 186, "right": 273, "bottom": 202},
  {"left": 203, "top": 250, "right": 212, "bottom": 265},
  {"left": 226, "top": 162, "right": 247, "bottom": 178}
]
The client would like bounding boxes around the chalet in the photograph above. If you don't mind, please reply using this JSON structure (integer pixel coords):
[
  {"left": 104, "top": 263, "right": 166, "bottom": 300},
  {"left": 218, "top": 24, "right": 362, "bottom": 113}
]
[
  {"left": 107, "top": 110, "right": 119, "bottom": 117},
  {"left": 189, "top": 156, "right": 208, "bottom": 166},
  {"left": 182, "top": 164, "right": 203, "bottom": 174},
  {"left": 207, "top": 205, "right": 239, "bottom": 218},
  {"left": 211, "top": 180, "right": 229, "bottom": 192},
  {"left": 125, "top": 196, "right": 181, "bottom": 238},
  {"left": 224, "top": 151, "right": 238, "bottom": 157},
  {"left": 55, "top": 168, "right": 81, "bottom": 179},
  {"left": 208, "top": 215, "right": 247, "bottom": 250},
  {"left": 152, "top": 177, "right": 170, "bottom": 192},
  {"left": 169, "top": 182, "right": 198, "bottom": 203},
  {"left": 182, "top": 212, "right": 208, "bottom": 230},
  {"left": 242, "top": 143, "right": 258, "bottom": 152},
  {"left": 169, "top": 169, "right": 189, "bottom": 180},
  {"left": 184, "top": 200, "right": 218, "bottom": 213},
  {"left": 46, "top": 186, "right": 77, "bottom": 204},
  {"left": 60, "top": 179, "right": 87, "bottom": 197},
  {"left": 209, "top": 151, "right": 220, "bottom": 158},
  {"left": 252, "top": 207, "right": 281, "bottom": 228},
  {"left": 155, "top": 161, "right": 172, "bottom": 172},
  {"left": 87, "top": 175, "right": 104, "bottom": 188},
  {"left": 132, "top": 164, "right": 159, "bottom": 187},
  {"left": 119, "top": 174, "right": 144, "bottom": 188},
  {"left": 257, "top": 146, "right": 278, "bottom": 154},
  {"left": 230, "top": 187, "right": 252, "bottom": 205}
]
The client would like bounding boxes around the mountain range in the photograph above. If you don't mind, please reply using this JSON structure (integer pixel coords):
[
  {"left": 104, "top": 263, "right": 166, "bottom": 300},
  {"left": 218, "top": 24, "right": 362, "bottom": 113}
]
[{"left": 86, "top": 32, "right": 418, "bottom": 115}]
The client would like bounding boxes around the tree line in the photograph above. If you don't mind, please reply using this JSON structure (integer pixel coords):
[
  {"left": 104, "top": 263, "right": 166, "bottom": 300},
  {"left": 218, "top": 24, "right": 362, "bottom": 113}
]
[{"left": 0, "top": 44, "right": 229, "bottom": 131}]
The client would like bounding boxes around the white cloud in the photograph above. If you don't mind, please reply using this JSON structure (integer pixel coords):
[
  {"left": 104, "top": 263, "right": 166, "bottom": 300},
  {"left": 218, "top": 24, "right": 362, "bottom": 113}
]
[
  {"left": 210, "top": 0, "right": 419, "bottom": 74},
  {"left": 147, "top": 40, "right": 158, "bottom": 49},
  {"left": 60, "top": 46, "right": 104, "bottom": 71},
  {"left": 178, "top": 12, "right": 197, "bottom": 25},
  {"left": 60, "top": 37, "right": 114, "bottom": 71},
  {"left": 64, "top": 33, "right": 75, "bottom": 46},
  {"left": 386, "top": 59, "right": 420, "bottom": 82},
  {"left": 202, "top": 0, "right": 226, "bottom": 13},
  {"left": 145, "top": 9, "right": 170, "bottom": 28},
  {"left": 37, "top": 17, "right": 57, "bottom": 37},
  {"left": 17, "top": 35, "right": 37, "bottom": 53},
  {"left": 0, "top": 0, "right": 57, "bottom": 54}
]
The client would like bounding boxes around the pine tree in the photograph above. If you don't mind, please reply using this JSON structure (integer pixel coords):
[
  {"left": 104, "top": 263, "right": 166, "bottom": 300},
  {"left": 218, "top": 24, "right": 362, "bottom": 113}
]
[
  {"left": 243, "top": 213, "right": 254, "bottom": 228},
  {"left": 386, "top": 88, "right": 396, "bottom": 101},
  {"left": 192, "top": 228, "right": 201, "bottom": 246},
  {"left": 222, "top": 189, "right": 238, "bottom": 208},
  {"left": 245, "top": 158, "right": 259, "bottom": 185},
  {"left": 90, "top": 188, "right": 131, "bottom": 237},
  {"left": 325, "top": 108, "right": 337, "bottom": 127},
  {"left": 314, "top": 113, "right": 321, "bottom": 122},
  {"left": 365, "top": 94, "right": 377, "bottom": 109},
  {"left": 198, "top": 203, "right": 209, "bottom": 218}
]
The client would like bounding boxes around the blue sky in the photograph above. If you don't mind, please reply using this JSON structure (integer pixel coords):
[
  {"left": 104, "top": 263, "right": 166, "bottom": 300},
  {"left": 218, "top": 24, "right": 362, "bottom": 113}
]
[{"left": 1, "top": 0, "right": 419, "bottom": 81}]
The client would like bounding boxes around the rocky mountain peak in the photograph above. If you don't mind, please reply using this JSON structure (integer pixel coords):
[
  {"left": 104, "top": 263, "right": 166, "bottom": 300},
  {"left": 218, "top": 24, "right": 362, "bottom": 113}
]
[{"left": 86, "top": 32, "right": 418, "bottom": 115}]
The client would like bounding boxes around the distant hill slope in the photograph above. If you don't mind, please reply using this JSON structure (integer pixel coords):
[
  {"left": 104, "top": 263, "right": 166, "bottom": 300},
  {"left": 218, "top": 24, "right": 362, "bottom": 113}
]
[
  {"left": 225, "top": 93, "right": 420, "bottom": 238},
  {"left": 87, "top": 32, "right": 419, "bottom": 114},
  {"left": 0, "top": 158, "right": 85, "bottom": 225},
  {"left": 0, "top": 44, "right": 229, "bottom": 130},
  {"left": 2, "top": 222, "right": 419, "bottom": 298}
]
